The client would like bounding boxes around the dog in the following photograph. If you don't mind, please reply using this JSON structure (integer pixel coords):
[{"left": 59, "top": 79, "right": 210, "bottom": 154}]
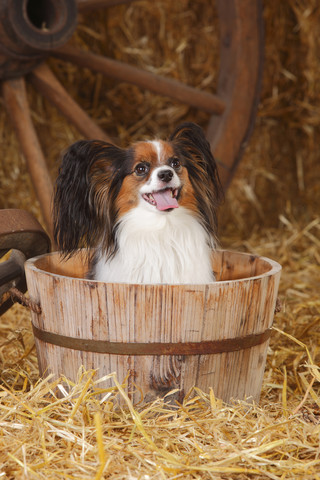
[{"left": 53, "top": 122, "right": 222, "bottom": 284}]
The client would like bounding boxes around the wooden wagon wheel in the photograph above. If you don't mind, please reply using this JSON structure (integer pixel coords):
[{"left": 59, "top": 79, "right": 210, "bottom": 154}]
[
  {"left": 0, "top": 209, "right": 50, "bottom": 315},
  {"left": 0, "top": 0, "right": 263, "bottom": 239}
]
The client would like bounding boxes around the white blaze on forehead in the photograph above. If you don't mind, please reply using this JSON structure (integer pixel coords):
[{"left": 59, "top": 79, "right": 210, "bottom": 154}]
[{"left": 149, "top": 140, "right": 163, "bottom": 164}]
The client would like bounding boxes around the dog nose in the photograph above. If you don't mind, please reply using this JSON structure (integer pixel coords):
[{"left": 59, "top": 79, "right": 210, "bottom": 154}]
[{"left": 158, "top": 169, "right": 173, "bottom": 183}]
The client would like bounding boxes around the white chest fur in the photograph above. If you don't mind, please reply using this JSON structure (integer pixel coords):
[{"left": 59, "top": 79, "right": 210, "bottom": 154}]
[{"left": 94, "top": 206, "right": 215, "bottom": 284}]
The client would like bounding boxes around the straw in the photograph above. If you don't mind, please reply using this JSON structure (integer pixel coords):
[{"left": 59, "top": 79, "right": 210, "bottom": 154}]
[{"left": 1, "top": 217, "right": 320, "bottom": 479}]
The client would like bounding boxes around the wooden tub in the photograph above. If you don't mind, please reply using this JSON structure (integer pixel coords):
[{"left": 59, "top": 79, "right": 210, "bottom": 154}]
[{"left": 25, "top": 250, "right": 281, "bottom": 403}]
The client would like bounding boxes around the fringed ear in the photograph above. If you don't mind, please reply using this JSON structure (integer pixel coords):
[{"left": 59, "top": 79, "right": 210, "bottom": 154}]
[
  {"left": 169, "top": 122, "right": 223, "bottom": 238},
  {"left": 53, "top": 140, "right": 128, "bottom": 257}
]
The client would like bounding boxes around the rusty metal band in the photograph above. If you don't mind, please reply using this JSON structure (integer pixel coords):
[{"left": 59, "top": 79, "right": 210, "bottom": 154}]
[{"left": 32, "top": 323, "right": 272, "bottom": 356}]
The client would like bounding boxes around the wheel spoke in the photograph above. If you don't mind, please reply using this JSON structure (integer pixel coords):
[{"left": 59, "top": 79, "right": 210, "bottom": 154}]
[
  {"left": 2, "top": 77, "right": 54, "bottom": 239},
  {"left": 52, "top": 45, "right": 226, "bottom": 115},
  {"left": 77, "top": 0, "right": 134, "bottom": 12},
  {"left": 29, "top": 63, "right": 111, "bottom": 142}
]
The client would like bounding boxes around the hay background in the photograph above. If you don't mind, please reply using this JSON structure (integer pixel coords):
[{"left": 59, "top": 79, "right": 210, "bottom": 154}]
[{"left": 0, "top": 1, "right": 320, "bottom": 479}]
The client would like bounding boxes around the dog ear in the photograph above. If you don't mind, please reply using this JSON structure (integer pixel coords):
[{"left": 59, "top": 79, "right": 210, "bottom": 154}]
[
  {"left": 53, "top": 140, "right": 127, "bottom": 256},
  {"left": 169, "top": 122, "right": 223, "bottom": 237}
]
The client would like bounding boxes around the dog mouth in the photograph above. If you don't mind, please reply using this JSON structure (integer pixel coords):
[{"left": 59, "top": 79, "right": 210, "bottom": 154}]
[{"left": 142, "top": 187, "right": 180, "bottom": 211}]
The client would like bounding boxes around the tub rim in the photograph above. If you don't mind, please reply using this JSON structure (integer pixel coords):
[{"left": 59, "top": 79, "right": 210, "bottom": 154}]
[{"left": 24, "top": 249, "right": 282, "bottom": 286}]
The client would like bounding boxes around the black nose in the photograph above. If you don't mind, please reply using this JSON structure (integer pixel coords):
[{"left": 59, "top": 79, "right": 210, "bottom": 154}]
[{"left": 158, "top": 169, "right": 173, "bottom": 183}]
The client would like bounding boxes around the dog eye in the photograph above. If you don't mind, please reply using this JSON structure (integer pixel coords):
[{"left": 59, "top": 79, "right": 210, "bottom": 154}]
[
  {"left": 170, "top": 158, "right": 181, "bottom": 170},
  {"left": 134, "top": 162, "right": 150, "bottom": 176}
]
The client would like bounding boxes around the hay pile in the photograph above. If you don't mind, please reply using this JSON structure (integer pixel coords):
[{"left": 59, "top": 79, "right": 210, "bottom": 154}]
[
  {"left": 0, "top": 0, "right": 320, "bottom": 478},
  {"left": 1, "top": 219, "right": 319, "bottom": 479},
  {"left": 1, "top": 0, "right": 319, "bottom": 228}
]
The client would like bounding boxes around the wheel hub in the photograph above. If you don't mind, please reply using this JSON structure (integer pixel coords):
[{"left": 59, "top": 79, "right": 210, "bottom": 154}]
[{"left": 0, "top": 0, "right": 77, "bottom": 79}]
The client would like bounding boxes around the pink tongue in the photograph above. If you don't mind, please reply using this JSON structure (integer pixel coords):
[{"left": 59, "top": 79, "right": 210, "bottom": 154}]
[{"left": 152, "top": 190, "right": 179, "bottom": 211}]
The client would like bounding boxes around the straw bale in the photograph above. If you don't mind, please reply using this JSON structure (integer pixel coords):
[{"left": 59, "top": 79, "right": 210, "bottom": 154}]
[
  {"left": 0, "top": 0, "right": 319, "bottom": 229},
  {"left": 1, "top": 0, "right": 320, "bottom": 478}
]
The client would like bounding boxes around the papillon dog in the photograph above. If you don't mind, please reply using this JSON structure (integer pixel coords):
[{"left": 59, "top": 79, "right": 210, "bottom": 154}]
[{"left": 53, "top": 122, "right": 223, "bottom": 284}]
